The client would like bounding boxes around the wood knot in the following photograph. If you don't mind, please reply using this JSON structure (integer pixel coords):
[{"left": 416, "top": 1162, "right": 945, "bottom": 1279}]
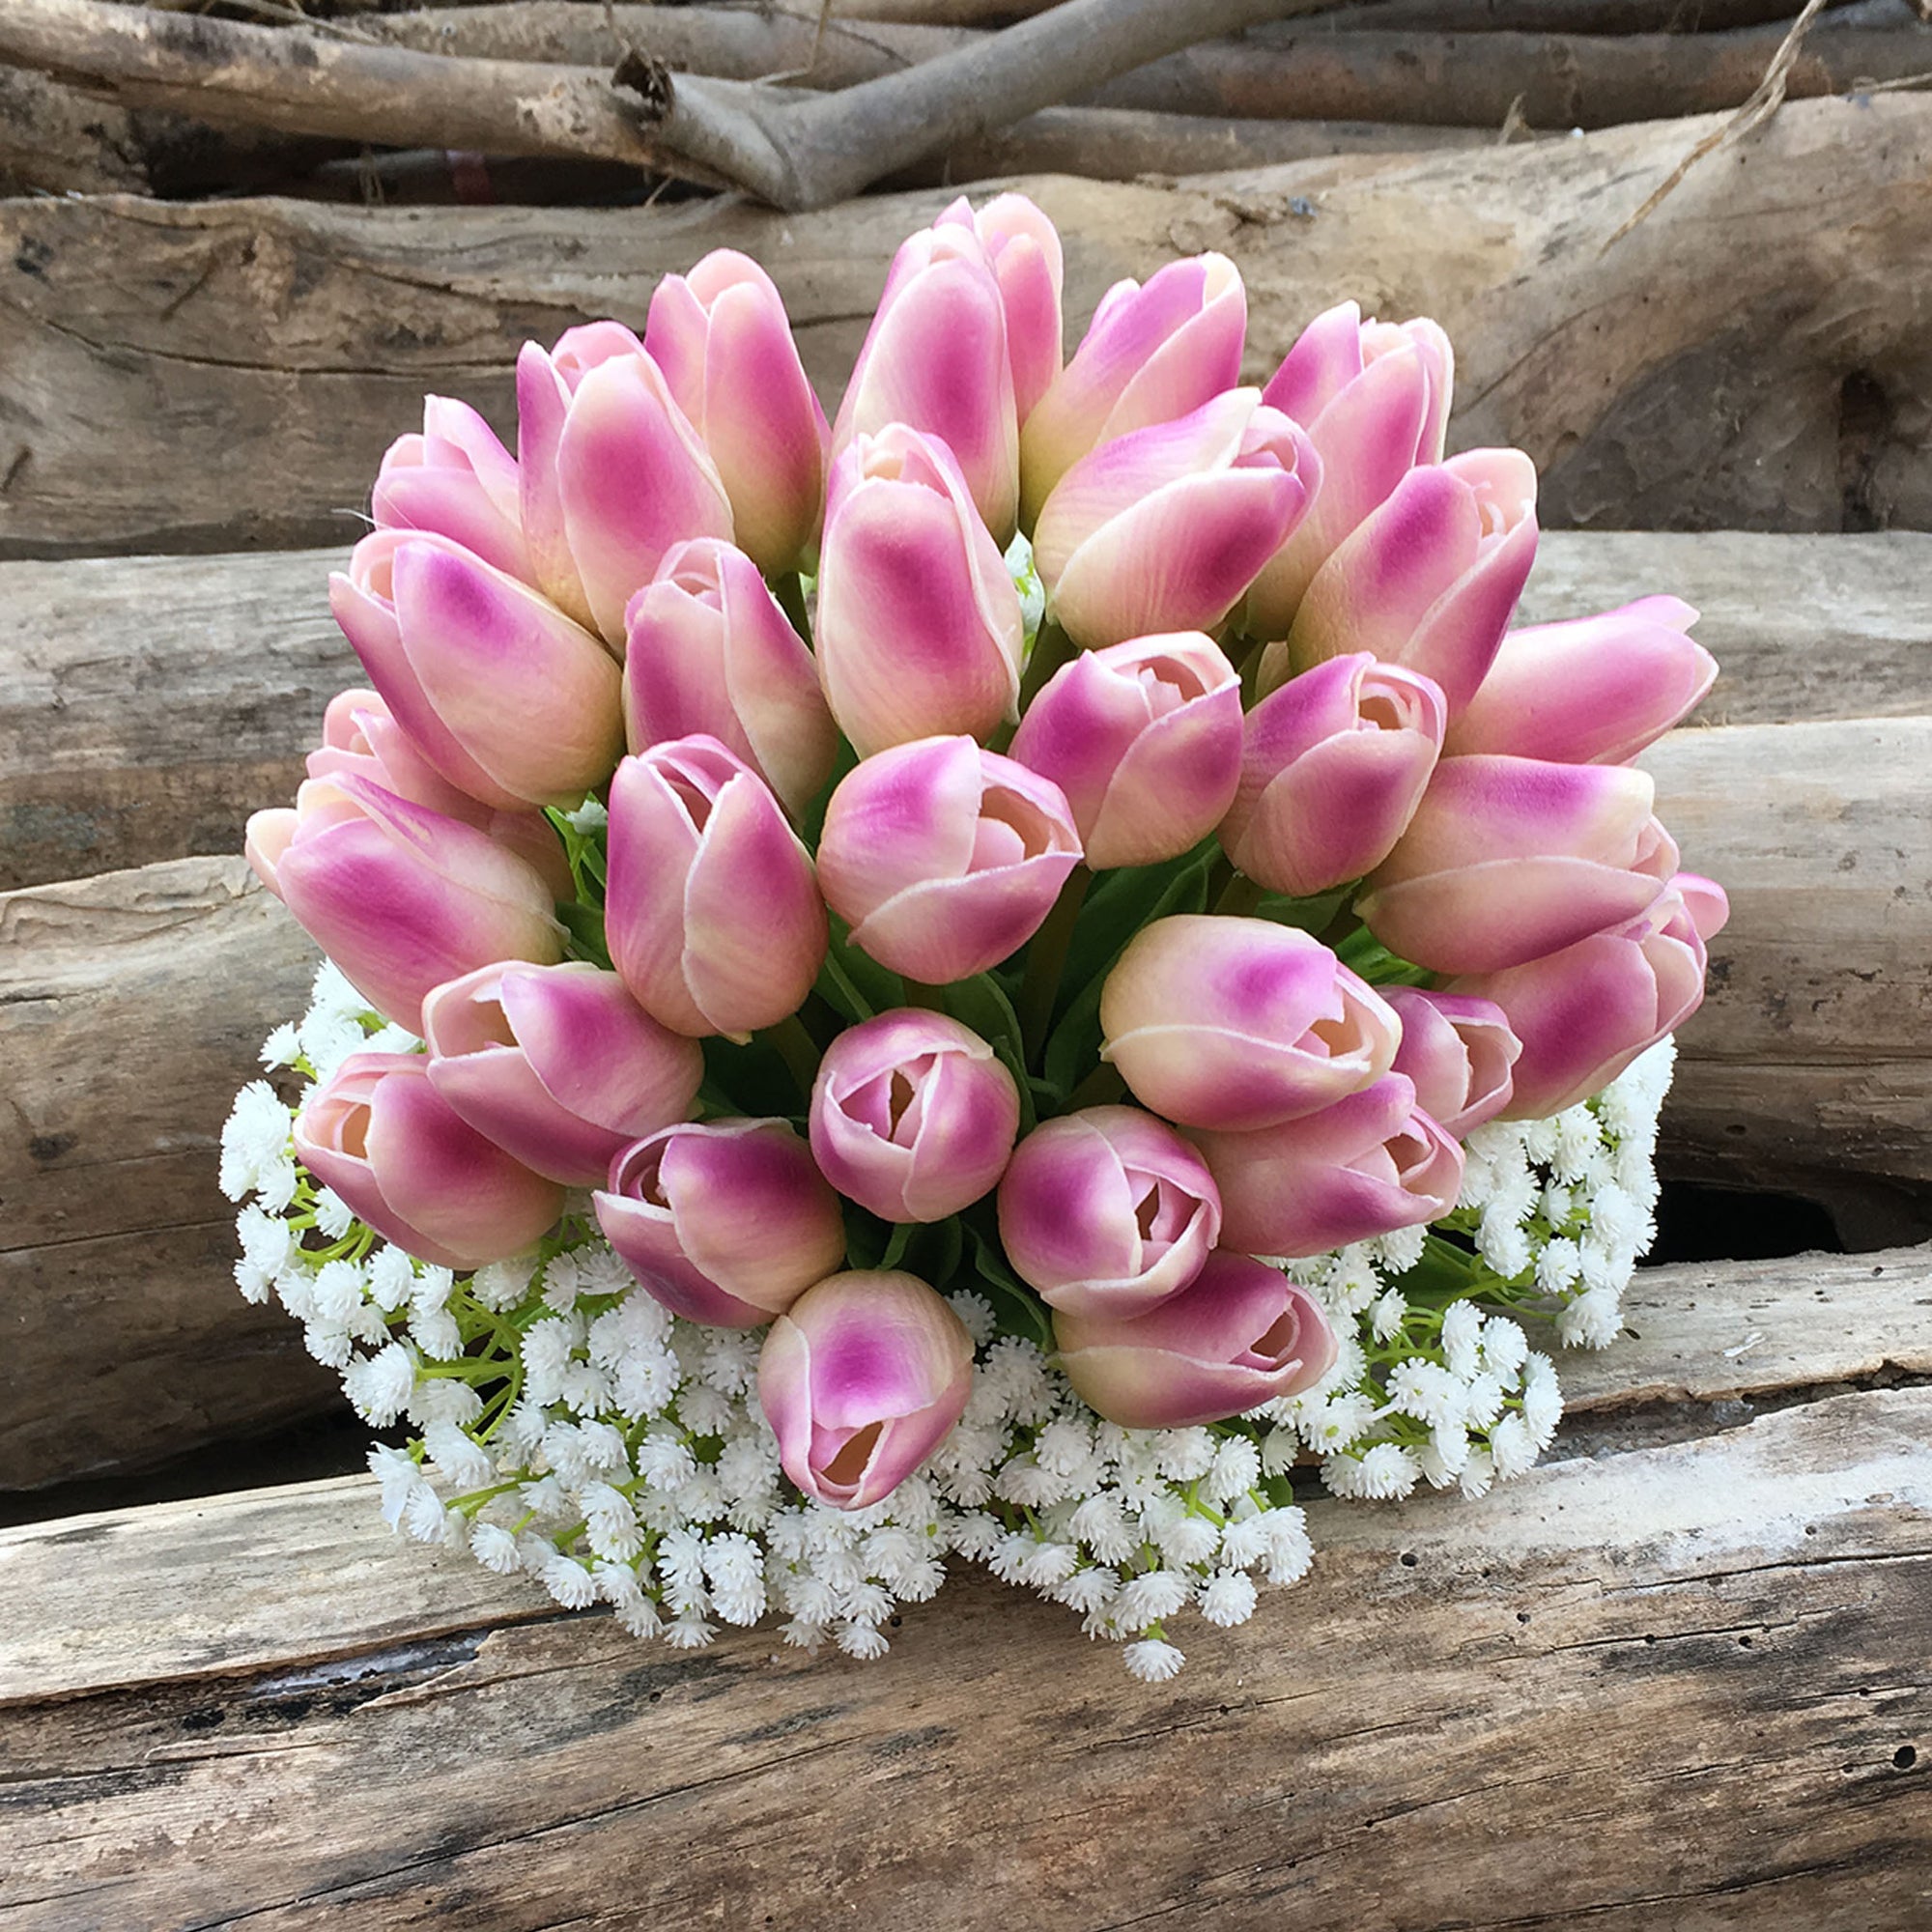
[{"left": 611, "top": 49, "right": 674, "bottom": 125}]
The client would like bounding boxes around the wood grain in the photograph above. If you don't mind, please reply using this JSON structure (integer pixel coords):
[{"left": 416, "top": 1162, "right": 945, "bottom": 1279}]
[
  {"left": 6, "top": 94, "right": 1932, "bottom": 556},
  {"left": 1, "top": 1384, "right": 1925, "bottom": 1929}
]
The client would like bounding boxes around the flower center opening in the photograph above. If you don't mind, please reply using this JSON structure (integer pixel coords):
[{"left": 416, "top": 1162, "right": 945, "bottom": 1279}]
[{"left": 821, "top": 1422, "right": 882, "bottom": 1487}]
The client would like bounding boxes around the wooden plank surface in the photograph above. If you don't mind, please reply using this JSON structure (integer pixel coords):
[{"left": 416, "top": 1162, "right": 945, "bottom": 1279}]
[
  {"left": 6, "top": 94, "right": 1932, "bottom": 558},
  {"left": 5, "top": 529, "right": 1927, "bottom": 894}
]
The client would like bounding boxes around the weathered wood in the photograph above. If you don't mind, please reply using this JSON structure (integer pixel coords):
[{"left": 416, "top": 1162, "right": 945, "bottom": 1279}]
[
  {"left": 1, "top": 1384, "right": 1925, "bottom": 1928},
  {"left": 6, "top": 94, "right": 1932, "bottom": 558},
  {"left": 8, "top": 529, "right": 1923, "bottom": 894},
  {"left": 0, "top": 860, "right": 335, "bottom": 1492}
]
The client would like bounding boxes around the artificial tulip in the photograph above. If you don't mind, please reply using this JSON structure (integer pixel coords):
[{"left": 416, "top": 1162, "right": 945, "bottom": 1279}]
[
  {"left": 596, "top": 1120, "right": 846, "bottom": 1328},
  {"left": 372, "top": 395, "right": 532, "bottom": 584},
  {"left": 245, "top": 775, "right": 562, "bottom": 1034},
  {"left": 624, "top": 538, "right": 838, "bottom": 817},
  {"left": 605, "top": 737, "right": 827, "bottom": 1038},
  {"left": 1382, "top": 986, "right": 1520, "bottom": 1139},
  {"left": 1033, "top": 390, "right": 1319, "bottom": 648},
  {"left": 814, "top": 427, "right": 1025, "bottom": 757},
  {"left": 936, "top": 192, "right": 1065, "bottom": 424},
  {"left": 422, "top": 962, "right": 703, "bottom": 1187},
  {"left": 1219, "top": 653, "right": 1446, "bottom": 897},
  {"left": 1450, "top": 873, "right": 1729, "bottom": 1119},
  {"left": 1356, "top": 755, "right": 1672, "bottom": 976},
  {"left": 758, "top": 1271, "right": 975, "bottom": 1509},
  {"left": 810, "top": 1010, "right": 1021, "bottom": 1224},
  {"left": 1194, "top": 1074, "right": 1465, "bottom": 1258},
  {"left": 1272, "top": 448, "right": 1539, "bottom": 715},
  {"left": 295, "top": 1052, "right": 563, "bottom": 1269},
  {"left": 330, "top": 529, "right": 624, "bottom": 810},
  {"left": 644, "top": 250, "right": 830, "bottom": 575},
  {"left": 815, "top": 736, "right": 1082, "bottom": 982},
  {"left": 1008, "top": 632, "right": 1242, "bottom": 869},
  {"left": 831, "top": 222, "right": 1018, "bottom": 536},
  {"left": 1020, "top": 253, "right": 1246, "bottom": 527},
  {"left": 1052, "top": 1251, "right": 1335, "bottom": 1430},
  {"left": 1244, "top": 302, "right": 1454, "bottom": 636},
  {"left": 998, "top": 1106, "right": 1221, "bottom": 1319},
  {"left": 1099, "top": 916, "right": 1400, "bottom": 1131},
  {"left": 1446, "top": 596, "right": 1719, "bottom": 765}
]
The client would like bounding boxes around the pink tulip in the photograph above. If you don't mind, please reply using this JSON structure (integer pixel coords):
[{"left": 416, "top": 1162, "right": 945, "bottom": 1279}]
[
  {"left": 1273, "top": 449, "right": 1539, "bottom": 715},
  {"left": 372, "top": 395, "right": 532, "bottom": 584},
  {"left": 810, "top": 1009, "right": 1021, "bottom": 1224},
  {"left": 832, "top": 222, "right": 1018, "bottom": 536},
  {"left": 330, "top": 529, "right": 624, "bottom": 810},
  {"left": 1099, "top": 916, "right": 1401, "bottom": 1131},
  {"left": 758, "top": 1270, "right": 975, "bottom": 1509},
  {"left": 624, "top": 537, "right": 838, "bottom": 817},
  {"left": 1382, "top": 986, "right": 1520, "bottom": 1139},
  {"left": 1020, "top": 253, "right": 1246, "bottom": 527},
  {"left": 937, "top": 192, "right": 1065, "bottom": 425},
  {"left": 605, "top": 737, "right": 827, "bottom": 1039},
  {"left": 1221, "top": 653, "right": 1447, "bottom": 897},
  {"left": 1053, "top": 1251, "right": 1335, "bottom": 1430},
  {"left": 815, "top": 736, "right": 1082, "bottom": 982},
  {"left": 1447, "top": 596, "right": 1718, "bottom": 765},
  {"left": 421, "top": 961, "right": 703, "bottom": 1186},
  {"left": 1033, "top": 390, "right": 1319, "bottom": 649},
  {"left": 596, "top": 1119, "right": 847, "bottom": 1328},
  {"left": 1194, "top": 1075, "right": 1465, "bottom": 1258},
  {"left": 643, "top": 250, "right": 830, "bottom": 575},
  {"left": 1008, "top": 632, "right": 1242, "bottom": 869},
  {"left": 295, "top": 1052, "right": 563, "bottom": 1269},
  {"left": 245, "top": 775, "right": 561, "bottom": 1034},
  {"left": 1357, "top": 755, "right": 1672, "bottom": 975},
  {"left": 814, "top": 427, "right": 1025, "bottom": 757},
  {"left": 998, "top": 1106, "right": 1220, "bottom": 1319},
  {"left": 1451, "top": 873, "right": 1728, "bottom": 1118},
  {"left": 1245, "top": 303, "right": 1454, "bottom": 636}
]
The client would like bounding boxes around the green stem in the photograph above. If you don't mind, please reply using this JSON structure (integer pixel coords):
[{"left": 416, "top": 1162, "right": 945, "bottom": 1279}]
[
  {"left": 1016, "top": 865, "right": 1091, "bottom": 1067},
  {"left": 760, "top": 1011, "right": 823, "bottom": 1104},
  {"left": 1018, "top": 616, "right": 1077, "bottom": 711},
  {"left": 880, "top": 1221, "right": 915, "bottom": 1269},
  {"left": 1065, "top": 1062, "right": 1127, "bottom": 1112},
  {"left": 1212, "top": 872, "right": 1265, "bottom": 919},
  {"left": 774, "top": 570, "right": 811, "bottom": 641}
]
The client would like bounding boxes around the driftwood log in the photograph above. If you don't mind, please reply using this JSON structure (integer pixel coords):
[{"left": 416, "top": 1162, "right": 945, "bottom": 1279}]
[
  {"left": 2, "top": 1242, "right": 1927, "bottom": 1927},
  {"left": 5, "top": 95, "right": 1932, "bottom": 557}
]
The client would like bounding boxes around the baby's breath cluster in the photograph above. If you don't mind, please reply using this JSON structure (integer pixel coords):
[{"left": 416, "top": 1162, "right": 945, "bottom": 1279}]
[{"left": 224, "top": 963, "right": 1673, "bottom": 1676}]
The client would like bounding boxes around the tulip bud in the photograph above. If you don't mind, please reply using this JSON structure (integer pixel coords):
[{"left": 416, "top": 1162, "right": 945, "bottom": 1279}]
[
  {"left": 624, "top": 538, "right": 838, "bottom": 817},
  {"left": 810, "top": 1009, "right": 1021, "bottom": 1223},
  {"left": 596, "top": 1118, "right": 847, "bottom": 1328},
  {"left": 644, "top": 250, "right": 830, "bottom": 575},
  {"left": 373, "top": 395, "right": 532, "bottom": 584},
  {"left": 605, "top": 737, "right": 827, "bottom": 1039},
  {"left": 1244, "top": 303, "right": 1454, "bottom": 636},
  {"left": 1020, "top": 254, "right": 1246, "bottom": 527},
  {"left": 295, "top": 1052, "right": 563, "bottom": 1269},
  {"left": 1219, "top": 653, "right": 1446, "bottom": 897},
  {"left": 1450, "top": 873, "right": 1728, "bottom": 1118},
  {"left": 1382, "top": 986, "right": 1520, "bottom": 1139},
  {"left": 1033, "top": 390, "right": 1318, "bottom": 649},
  {"left": 245, "top": 775, "right": 562, "bottom": 1034},
  {"left": 1008, "top": 632, "right": 1242, "bottom": 869},
  {"left": 1193, "top": 1075, "right": 1465, "bottom": 1258},
  {"left": 422, "top": 962, "right": 703, "bottom": 1187},
  {"left": 832, "top": 223, "right": 1018, "bottom": 537},
  {"left": 330, "top": 529, "right": 624, "bottom": 810},
  {"left": 815, "top": 736, "right": 1082, "bottom": 982},
  {"left": 758, "top": 1270, "right": 975, "bottom": 1509},
  {"left": 998, "top": 1106, "right": 1220, "bottom": 1319},
  {"left": 814, "top": 427, "right": 1025, "bottom": 757},
  {"left": 1357, "top": 755, "right": 1670, "bottom": 976},
  {"left": 937, "top": 192, "right": 1065, "bottom": 425},
  {"left": 1446, "top": 596, "right": 1718, "bottom": 765},
  {"left": 1274, "top": 449, "right": 1539, "bottom": 715},
  {"left": 1100, "top": 916, "right": 1400, "bottom": 1132},
  {"left": 1053, "top": 1251, "right": 1335, "bottom": 1430}
]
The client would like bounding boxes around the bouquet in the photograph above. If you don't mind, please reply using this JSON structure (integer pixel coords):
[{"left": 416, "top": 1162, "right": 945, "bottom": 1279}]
[{"left": 225, "top": 197, "right": 1728, "bottom": 1679}]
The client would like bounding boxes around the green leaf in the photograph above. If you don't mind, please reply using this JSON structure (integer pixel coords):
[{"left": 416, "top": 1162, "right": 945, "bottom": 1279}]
[
  {"left": 1252, "top": 886, "right": 1350, "bottom": 935},
  {"left": 814, "top": 913, "right": 904, "bottom": 1024},
  {"left": 554, "top": 898, "right": 611, "bottom": 969},
  {"left": 1334, "top": 923, "right": 1435, "bottom": 986},
  {"left": 964, "top": 1222, "right": 1055, "bottom": 1351},
  {"left": 938, "top": 973, "right": 1036, "bottom": 1134}
]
